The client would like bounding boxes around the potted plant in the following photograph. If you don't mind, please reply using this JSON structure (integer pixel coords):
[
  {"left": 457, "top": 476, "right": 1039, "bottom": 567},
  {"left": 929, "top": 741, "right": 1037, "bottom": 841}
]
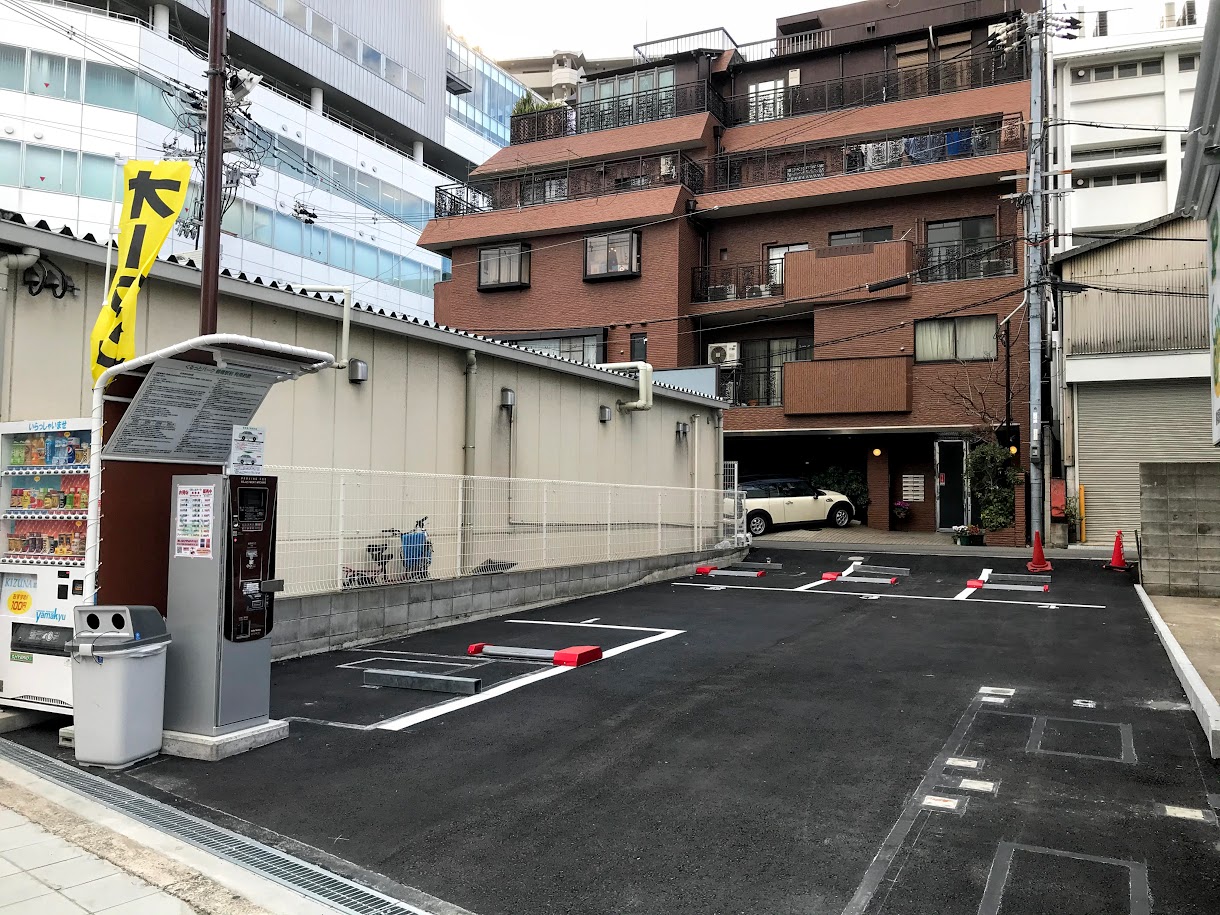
[
  {"left": 966, "top": 441, "right": 1018, "bottom": 539},
  {"left": 1064, "top": 495, "right": 1081, "bottom": 543},
  {"left": 952, "top": 524, "right": 986, "bottom": 546},
  {"left": 892, "top": 500, "right": 912, "bottom": 523}
]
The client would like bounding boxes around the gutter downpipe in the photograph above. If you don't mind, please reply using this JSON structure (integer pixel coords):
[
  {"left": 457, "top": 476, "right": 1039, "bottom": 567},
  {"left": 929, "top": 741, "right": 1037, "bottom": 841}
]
[
  {"left": 592, "top": 361, "right": 653, "bottom": 412},
  {"left": 461, "top": 350, "right": 477, "bottom": 574}
]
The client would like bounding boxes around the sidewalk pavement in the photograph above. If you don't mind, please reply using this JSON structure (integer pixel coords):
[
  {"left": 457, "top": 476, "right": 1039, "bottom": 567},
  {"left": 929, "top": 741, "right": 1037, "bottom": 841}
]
[{"left": 0, "top": 752, "right": 339, "bottom": 915}]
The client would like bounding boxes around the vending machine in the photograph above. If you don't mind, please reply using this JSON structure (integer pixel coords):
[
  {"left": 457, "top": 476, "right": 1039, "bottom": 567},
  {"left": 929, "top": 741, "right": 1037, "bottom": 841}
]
[
  {"left": 0, "top": 419, "right": 92, "bottom": 713},
  {"left": 164, "top": 474, "right": 281, "bottom": 736}
]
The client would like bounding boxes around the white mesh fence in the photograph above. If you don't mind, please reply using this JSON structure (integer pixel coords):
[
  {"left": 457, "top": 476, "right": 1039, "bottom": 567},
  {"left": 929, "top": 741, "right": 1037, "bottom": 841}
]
[{"left": 269, "top": 466, "right": 745, "bottom": 597}]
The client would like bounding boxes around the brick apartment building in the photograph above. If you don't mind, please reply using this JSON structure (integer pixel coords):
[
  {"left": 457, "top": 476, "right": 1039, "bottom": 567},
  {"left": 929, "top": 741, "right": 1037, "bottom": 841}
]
[{"left": 420, "top": 0, "right": 1036, "bottom": 539}]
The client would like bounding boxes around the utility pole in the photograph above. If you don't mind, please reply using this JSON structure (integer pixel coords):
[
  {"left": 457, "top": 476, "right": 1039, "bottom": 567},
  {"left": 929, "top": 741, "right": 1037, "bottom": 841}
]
[
  {"left": 1026, "top": 8, "right": 1046, "bottom": 541},
  {"left": 199, "top": 0, "right": 228, "bottom": 335}
]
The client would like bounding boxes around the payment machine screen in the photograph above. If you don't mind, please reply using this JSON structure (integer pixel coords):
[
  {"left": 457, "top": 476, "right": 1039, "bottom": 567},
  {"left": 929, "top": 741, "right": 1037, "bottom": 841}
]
[{"left": 237, "top": 487, "right": 267, "bottom": 524}]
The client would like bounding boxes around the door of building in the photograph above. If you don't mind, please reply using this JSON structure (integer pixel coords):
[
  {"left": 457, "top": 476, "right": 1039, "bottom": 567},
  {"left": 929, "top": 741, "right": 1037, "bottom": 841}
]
[{"left": 935, "top": 439, "right": 968, "bottom": 529}]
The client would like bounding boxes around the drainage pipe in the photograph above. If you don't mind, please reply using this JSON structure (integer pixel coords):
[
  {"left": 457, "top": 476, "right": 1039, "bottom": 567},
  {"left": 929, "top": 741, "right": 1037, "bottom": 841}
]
[
  {"left": 0, "top": 247, "right": 39, "bottom": 293},
  {"left": 460, "top": 350, "right": 477, "bottom": 573},
  {"left": 593, "top": 361, "right": 653, "bottom": 412}
]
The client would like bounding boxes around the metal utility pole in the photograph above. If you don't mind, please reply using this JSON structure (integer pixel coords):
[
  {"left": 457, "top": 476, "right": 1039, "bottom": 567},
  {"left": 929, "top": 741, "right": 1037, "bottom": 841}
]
[
  {"left": 1026, "top": 9, "right": 1046, "bottom": 541},
  {"left": 199, "top": 0, "right": 228, "bottom": 335}
]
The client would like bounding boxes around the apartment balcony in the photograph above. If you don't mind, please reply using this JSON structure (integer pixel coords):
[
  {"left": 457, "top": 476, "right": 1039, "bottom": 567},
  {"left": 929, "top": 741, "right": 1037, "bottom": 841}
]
[
  {"left": 509, "top": 81, "right": 728, "bottom": 145},
  {"left": 913, "top": 237, "right": 1020, "bottom": 282},
  {"left": 722, "top": 49, "right": 1026, "bottom": 127},
  {"left": 434, "top": 151, "right": 705, "bottom": 217},
  {"left": 783, "top": 357, "right": 912, "bottom": 415},
  {"left": 445, "top": 49, "right": 473, "bottom": 95},
  {"left": 704, "top": 115, "right": 1025, "bottom": 196},
  {"left": 691, "top": 240, "right": 914, "bottom": 305}
]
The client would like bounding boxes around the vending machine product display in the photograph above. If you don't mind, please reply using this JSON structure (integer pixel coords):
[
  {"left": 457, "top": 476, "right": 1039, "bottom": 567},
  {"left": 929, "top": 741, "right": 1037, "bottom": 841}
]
[{"left": 0, "top": 418, "right": 91, "bottom": 712}]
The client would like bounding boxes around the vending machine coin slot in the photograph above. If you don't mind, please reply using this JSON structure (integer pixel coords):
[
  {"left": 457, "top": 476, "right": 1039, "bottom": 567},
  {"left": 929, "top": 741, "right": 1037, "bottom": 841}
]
[{"left": 224, "top": 477, "right": 277, "bottom": 643}]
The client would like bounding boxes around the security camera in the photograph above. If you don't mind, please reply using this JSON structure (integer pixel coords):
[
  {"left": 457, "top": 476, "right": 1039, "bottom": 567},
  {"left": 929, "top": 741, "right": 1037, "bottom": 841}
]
[{"left": 227, "top": 68, "right": 263, "bottom": 104}]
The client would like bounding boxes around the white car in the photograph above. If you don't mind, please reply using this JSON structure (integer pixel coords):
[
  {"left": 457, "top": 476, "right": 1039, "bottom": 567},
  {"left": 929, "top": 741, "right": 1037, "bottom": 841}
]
[{"left": 741, "top": 477, "right": 855, "bottom": 536}]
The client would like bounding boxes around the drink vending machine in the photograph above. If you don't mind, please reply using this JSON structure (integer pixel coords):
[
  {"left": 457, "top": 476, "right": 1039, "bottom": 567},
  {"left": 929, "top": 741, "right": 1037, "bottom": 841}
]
[
  {"left": 164, "top": 474, "right": 282, "bottom": 736},
  {"left": 0, "top": 419, "right": 91, "bottom": 713}
]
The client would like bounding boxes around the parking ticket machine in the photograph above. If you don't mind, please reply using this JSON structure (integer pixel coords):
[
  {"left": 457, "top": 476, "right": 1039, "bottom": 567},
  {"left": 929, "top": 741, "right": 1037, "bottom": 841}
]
[{"left": 164, "top": 474, "right": 282, "bottom": 737}]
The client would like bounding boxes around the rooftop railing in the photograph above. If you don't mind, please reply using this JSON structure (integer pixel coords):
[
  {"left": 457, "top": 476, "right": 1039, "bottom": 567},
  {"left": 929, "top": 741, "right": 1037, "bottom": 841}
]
[{"left": 510, "top": 81, "right": 728, "bottom": 144}]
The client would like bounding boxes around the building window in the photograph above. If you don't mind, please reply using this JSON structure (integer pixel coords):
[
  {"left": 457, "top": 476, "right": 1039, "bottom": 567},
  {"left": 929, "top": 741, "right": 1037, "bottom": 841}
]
[
  {"left": 29, "top": 52, "right": 80, "bottom": 101},
  {"left": 829, "top": 226, "right": 894, "bottom": 246},
  {"left": 1117, "top": 62, "right": 1139, "bottom": 79},
  {"left": 630, "top": 333, "right": 647, "bottom": 361},
  {"left": 1093, "top": 65, "right": 1114, "bottom": 81},
  {"left": 748, "top": 79, "right": 785, "bottom": 122},
  {"left": 511, "top": 335, "right": 600, "bottom": 362},
  {"left": 22, "top": 145, "right": 77, "bottom": 194},
  {"left": 1070, "top": 67, "right": 1090, "bottom": 84},
  {"left": 737, "top": 337, "right": 814, "bottom": 406},
  {"left": 766, "top": 243, "right": 808, "bottom": 285},
  {"left": 0, "top": 43, "right": 23, "bottom": 91},
  {"left": 479, "top": 243, "right": 531, "bottom": 290},
  {"left": 310, "top": 12, "right": 335, "bottom": 47},
  {"left": 80, "top": 153, "right": 121, "bottom": 201},
  {"left": 336, "top": 27, "right": 359, "bottom": 61},
  {"left": 1141, "top": 59, "right": 1162, "bottom": 76},
  {"left": 0, "top": 139, "right": 19, "bottom": 186},
  {"left": 585, "top": 231, "right": 641, "bottom": 280},
  {"left": 1180, "top": 54, "right": 1197, "bottom": 71},
  {"left": 282, "top": 0, "right": 308, "bottom": 30},
  {"left": 915, "top": 315, "right": 997, "bottom": 362},
  {"left": 83, "top": 62, "right": 137, "bottom": 111},
  {"left": 1072, "top": 142, "right": 1163, "bottom": 162},
  {"left": 524, "top": 176, "right": 567, "bottom": 204}
]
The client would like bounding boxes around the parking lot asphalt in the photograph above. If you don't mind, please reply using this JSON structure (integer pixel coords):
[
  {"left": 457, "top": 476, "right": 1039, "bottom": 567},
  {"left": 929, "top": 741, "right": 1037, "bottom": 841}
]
[{"left": 9, "top": 548, "right": 1220, "bottom": 915}]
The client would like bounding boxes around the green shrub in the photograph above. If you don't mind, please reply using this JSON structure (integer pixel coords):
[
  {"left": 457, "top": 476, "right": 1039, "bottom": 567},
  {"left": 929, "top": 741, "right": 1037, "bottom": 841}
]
[
  {"left": 966, "top": 442, "right": 1019, "bottom": 532},
  {"left": 812, "top": 466, "right": 869, "bottom": 510}
]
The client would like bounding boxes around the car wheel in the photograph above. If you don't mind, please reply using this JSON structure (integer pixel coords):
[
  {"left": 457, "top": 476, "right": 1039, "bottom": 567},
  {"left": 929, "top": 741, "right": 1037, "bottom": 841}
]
[
  {"left": 747, "top": 511, "right": 771, "bottom": 536},
  {"left": 830, "top": 504, "right": 853, "bottom": 528}
]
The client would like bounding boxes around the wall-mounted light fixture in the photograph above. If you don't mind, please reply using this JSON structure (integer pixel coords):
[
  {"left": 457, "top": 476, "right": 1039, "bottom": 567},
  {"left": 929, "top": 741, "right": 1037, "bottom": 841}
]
[
  {"left": 599, "top": 405, "right": 612, "bottom": 423},
  {"left": 676, "top": 421, "right": 689, "bottom": 438},
  {"left": 500, "top": 387, "right": 516, "bottom": 411},
  {"left": 347, "top": 358, "right": 368, "bottom": 384},
  {"left": 872, "top": 448, "right": 882, "bottom": 457}
]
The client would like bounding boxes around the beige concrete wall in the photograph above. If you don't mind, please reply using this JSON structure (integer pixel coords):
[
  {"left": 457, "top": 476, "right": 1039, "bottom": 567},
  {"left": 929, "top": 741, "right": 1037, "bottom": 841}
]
[{"left": 0, "top": 252, "right": 719, "bottom": 490}]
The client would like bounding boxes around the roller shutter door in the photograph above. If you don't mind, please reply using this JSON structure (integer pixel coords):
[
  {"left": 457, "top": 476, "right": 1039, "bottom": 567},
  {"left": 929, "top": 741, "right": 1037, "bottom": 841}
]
[{"left": 1076, "top": 380, "right": 1219, "bottom": 545}]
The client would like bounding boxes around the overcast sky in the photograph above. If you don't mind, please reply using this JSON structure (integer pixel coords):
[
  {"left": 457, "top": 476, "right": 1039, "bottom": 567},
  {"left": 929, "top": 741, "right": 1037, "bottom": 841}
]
[{"left": 444, "top": 0, "right": 854, "bottom": 61}]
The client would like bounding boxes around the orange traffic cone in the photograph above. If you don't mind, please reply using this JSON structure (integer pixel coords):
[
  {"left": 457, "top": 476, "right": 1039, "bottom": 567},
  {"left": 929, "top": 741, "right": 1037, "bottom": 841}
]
[
  {"left": 1027, "top": 530, "right": 1053, "bottom": 573},
  {"left": 1104, "top": 531, "right": 1129, "bottom": 571}
]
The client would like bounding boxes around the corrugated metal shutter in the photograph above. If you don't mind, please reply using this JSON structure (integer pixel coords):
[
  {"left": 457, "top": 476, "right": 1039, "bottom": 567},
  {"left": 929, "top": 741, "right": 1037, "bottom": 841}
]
[{"left": 1076, "top": 380, "right": 1219, "bottom": 544}]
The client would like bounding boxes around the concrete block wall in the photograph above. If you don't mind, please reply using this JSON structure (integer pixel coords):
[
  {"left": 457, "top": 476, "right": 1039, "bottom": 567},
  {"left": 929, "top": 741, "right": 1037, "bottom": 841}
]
[
  {"left": 270, "top": 548, "right": 744, "bottom": 660},
  {"left": 1140, "top": 462, "right": 1220, "bottom": 598}
]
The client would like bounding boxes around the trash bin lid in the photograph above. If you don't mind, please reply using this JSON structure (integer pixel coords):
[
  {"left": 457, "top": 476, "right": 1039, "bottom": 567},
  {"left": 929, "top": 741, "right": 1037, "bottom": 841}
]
[{"left": 67, "top": 605, "right": 171, "bottom": 655}]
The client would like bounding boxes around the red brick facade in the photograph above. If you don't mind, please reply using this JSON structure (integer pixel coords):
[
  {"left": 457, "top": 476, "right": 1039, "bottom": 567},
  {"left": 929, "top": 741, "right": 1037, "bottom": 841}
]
[{"left": 422, "top": 2, "right": 1035, "bottom": 542}]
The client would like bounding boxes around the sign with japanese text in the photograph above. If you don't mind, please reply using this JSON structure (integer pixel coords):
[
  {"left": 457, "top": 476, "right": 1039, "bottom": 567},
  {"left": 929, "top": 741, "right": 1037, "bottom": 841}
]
[{"left": 89, "top": 160, "right": 192, "bottom": 383}]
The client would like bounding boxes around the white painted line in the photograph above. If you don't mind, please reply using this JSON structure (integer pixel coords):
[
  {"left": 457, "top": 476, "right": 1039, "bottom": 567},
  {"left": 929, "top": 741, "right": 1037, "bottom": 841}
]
[
  {"left": 959, "top": 778, "right": 996, "bottom": 793},
  {"left": 979, "top": 696, "right": 1008, "bottom": 705},
  {"left": 794, "top": 579, "right": 830, "bottom": 591},
  {"left": 1073, "top": 699, "right": 1097, "bottom": 709},
  {"left": 705, "top": 585, "right": 728, "bottom": 591},
  {"left": 1159, "top": 805, "right": 1211, "bottom": 821},
  {"left": 945, "top": 757, "right": 981, "bottom": 769},
  {"left": 375, "top": 628, "right": 683, "bottom": 732},
  {"left": 506, "top": 619, "right": 673, "bottom": 633},
  {"left": 979, "top": 687, "right": 1016, "bottom": 696},
  {"left": 671, "top": 582, "right": 1107, "bottom": 609},
  {"left": 956, "top": 568, "right": 992, "bottom": 601},
  {"left": 579, "top": 618, "right": 600, "bottom": 623},
  {"left": 1135, "top": 585, "right": 1220, "bottom": 759},
  {"left": 921, "top": 795, "right": 961, "bottom": 811}
]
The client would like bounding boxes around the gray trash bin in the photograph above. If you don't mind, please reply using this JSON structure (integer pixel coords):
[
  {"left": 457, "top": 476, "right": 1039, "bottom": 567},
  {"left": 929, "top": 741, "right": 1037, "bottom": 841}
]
[{"left": 67, "top": 605, "right": 171, "bottom": 769}]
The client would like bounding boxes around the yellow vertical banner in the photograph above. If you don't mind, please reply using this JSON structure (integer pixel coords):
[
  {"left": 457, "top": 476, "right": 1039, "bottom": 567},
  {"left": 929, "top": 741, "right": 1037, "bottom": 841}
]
[{"left": 89, "top": 160, "right": 192, "bottom": 382}]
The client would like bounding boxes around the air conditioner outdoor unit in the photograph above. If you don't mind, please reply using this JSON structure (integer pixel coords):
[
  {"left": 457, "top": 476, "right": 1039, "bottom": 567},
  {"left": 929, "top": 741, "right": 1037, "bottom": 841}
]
[
  {"left": 706, "top": 284, "right": 736, "bottom": 301},
  {"left": 660, "top": 154, "right": 677, "bottom": 179},
  {"left": 708, "top": 342, "right": 741, "bottom": 365},
  {"left": 744, "top": 284, "right": 772, "bottom": 298},
  {"left": 981, "top": 258, "right": 1014, "bottom": 275}
]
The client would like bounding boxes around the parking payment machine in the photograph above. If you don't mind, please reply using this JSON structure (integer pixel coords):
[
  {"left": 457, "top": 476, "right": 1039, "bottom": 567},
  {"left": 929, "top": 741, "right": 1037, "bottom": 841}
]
[{"left": 164, "top": 474, "right": 282, "bottom": 736}]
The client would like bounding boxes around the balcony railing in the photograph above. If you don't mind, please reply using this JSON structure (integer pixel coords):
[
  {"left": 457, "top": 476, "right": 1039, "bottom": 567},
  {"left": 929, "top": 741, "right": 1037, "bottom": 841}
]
[
  {"left": 435, "top": 151, "right": 705, "bottom": 218},
  {"left": 914, "top": 237, "right": 1020, "bottom": 282},
  {"left": 510, "top": 81, "right": 728, "bottom": 145},
  {"left": 634, "top": 28, "right": 739, "bottom": 63},
  {"left": 693, "top": 260, "right": 785, "bottom": 303},
  {"left": 724, "top": 49, "right": 1026, "bottom": 127},
  {"left": 702, "top": 114, "right": 1026, "bottom": 195},
  {"left": 735, "top": 27, "right": 835, "bottom": 62},
  {"left": 720, "top": 368, "right": 783, "bottom": 407}
]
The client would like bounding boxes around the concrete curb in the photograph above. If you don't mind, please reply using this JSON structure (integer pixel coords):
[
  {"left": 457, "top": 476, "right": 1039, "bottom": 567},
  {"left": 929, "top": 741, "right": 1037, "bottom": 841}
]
[
  {"left": 0, "top": 756, "right": 327, "bottom": 914},
  {"left": 1134, "top": 584, "right": 1220, "bottom": 759},
  {"left": 753, "top": 539, "right": 1110, "bottom": 560}
]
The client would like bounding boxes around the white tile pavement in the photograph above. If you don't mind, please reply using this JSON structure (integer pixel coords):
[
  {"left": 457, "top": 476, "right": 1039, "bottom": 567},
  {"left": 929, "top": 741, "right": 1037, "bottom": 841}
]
[{"left": 0, "top": 811, "right": 196, "bottom": 914}]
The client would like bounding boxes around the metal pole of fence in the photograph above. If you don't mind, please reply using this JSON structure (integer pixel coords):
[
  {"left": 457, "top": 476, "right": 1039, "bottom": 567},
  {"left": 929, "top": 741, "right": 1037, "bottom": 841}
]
[
  {"left": 336, "top": 474, "right": 346, "bottom": 589},
  {"left": 657, "top": 490, "right": 663, "bottom": 554},
  {"left": 542, "top": 484, "right": 548, "bottom": 565},
  {"left": 606, "top": 488, "right": 613, "bottom": 559}
]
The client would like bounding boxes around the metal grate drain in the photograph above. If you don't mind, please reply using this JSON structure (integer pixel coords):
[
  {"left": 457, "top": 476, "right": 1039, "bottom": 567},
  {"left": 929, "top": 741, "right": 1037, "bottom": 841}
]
[{"left": 0, "top": 739, "right": 438, "bottom": 915}]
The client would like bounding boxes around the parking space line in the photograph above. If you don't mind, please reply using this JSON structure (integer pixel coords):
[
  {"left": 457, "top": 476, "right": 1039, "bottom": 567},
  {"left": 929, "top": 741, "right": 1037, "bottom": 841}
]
[
  {"left": 374, "top": 621, "right": 684, "bottom": 732},
  {"left": 673, "top": 582, "right": 1106, "bottom": 609},
  {"left": 977, "top": 843, "right": 1150, "bottom": 915},
  {"left": 955, "top": 568, "right": 992, "bottom": 600}
]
